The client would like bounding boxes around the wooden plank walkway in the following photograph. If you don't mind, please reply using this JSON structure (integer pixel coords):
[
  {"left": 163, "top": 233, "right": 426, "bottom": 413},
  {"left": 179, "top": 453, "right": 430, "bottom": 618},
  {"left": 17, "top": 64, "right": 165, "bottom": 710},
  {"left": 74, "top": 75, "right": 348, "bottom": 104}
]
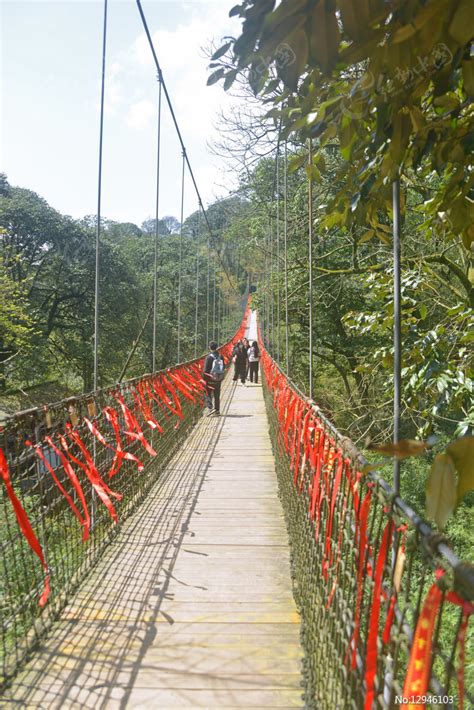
[{"left": 2, "top": 343, "right": 303, "bottom": 707}]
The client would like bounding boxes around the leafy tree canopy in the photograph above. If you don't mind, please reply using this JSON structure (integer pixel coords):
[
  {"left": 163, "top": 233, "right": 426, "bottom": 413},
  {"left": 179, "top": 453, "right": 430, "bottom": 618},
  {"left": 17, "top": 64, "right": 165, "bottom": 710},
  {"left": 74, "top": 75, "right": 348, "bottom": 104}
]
[{"left": 211, "top": 0, "right": 474, "bottom": 250}]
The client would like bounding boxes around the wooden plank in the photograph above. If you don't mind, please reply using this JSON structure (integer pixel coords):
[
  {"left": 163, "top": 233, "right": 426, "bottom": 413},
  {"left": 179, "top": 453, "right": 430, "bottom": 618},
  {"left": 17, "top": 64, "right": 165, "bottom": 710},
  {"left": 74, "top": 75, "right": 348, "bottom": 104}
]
[{"left": 4, "top": 362, "right": 303, "bottom": 708}]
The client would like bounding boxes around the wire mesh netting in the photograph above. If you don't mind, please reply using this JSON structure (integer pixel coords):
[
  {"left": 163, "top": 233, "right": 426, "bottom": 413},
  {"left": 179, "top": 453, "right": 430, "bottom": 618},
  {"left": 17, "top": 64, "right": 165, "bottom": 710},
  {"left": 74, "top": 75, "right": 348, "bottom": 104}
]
[
  {"left": 261, "top": 349, "right": 473, "bottom": 710},
  {"left": 0, "top": 370, "right": 202, "bottom": 687},
  {"left": 0, "top": 304, "right": 249, "bottom": 690}
]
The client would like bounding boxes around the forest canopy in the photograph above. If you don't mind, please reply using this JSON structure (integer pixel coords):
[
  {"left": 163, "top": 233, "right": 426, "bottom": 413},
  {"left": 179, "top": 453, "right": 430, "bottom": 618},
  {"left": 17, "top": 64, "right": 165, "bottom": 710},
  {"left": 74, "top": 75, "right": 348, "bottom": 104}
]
[{"left": 0, "top": 174, "right": 247, "bottom": 413}]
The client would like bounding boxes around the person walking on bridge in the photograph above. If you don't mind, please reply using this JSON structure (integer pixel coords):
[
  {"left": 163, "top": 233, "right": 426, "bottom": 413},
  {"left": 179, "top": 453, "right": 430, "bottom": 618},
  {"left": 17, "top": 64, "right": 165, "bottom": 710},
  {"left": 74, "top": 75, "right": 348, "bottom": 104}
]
[
  {"left": 203, "top": 341, "right": 225, "bottom": 416},
  {"left": 248, "top": 340, "right": 260, "bottom": 384},
  {"left": 232, "top": 339, "right": 248, "bottom": 384}
]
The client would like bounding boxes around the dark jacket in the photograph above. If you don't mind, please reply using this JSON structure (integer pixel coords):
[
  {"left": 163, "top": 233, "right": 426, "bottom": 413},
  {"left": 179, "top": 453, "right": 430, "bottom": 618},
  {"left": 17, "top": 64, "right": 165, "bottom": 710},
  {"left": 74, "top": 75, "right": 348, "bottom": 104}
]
[{"left": 232, "top": 343, "right": 248, "bottom": 366}]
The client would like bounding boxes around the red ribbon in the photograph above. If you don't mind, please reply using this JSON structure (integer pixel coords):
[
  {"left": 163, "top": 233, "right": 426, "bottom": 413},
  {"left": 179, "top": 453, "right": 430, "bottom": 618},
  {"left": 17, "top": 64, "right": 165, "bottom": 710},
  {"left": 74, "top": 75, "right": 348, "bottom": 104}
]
[
  {"left": 402, "top": 581, "right": 444, "bottom": 708},
  {"left": 134, "top": 383, "right": 164, "bottom": 432},
  {"left": 151, "top": 378, "right": 181, "bottom": 420},
  {"left": 382, "top": 524, "right": 408, "bottom": 645},
  {"left": 311, "top": 431, "right": 326, "bottom": 532},
  {"left": 349, "top": 489, "right": 372, "bottom": 669},
  {"left": 324, "top": 452, "right": 344, "bottom": 568},
  {"left": 292, "top": 404, "right": 307, "bottom": 486},
  {"left": 167, "top": 371, "right": 196, "bottom": 402},
  {"left": 296, "top": 410, "right": 312, "bottom": 490},
  {"left": 0, "top": 447, "right": 50, "bottom": 606},
  {"left": 326, "top": 460, "right": 352, "bottom": 609},
  {"left": 436, "top": 571, "right": 473, "bottom": 710},
  {"left": 60, "top": 428, "right": 122, "bottom": 524},
  {"left": 364, "top": 520, "right": 394, "bottom": 709},
  {"left": 85, "top": 411, "right": 144, "bottom": 478},
  {"left": 26, "top": 440, "right": 90, "bottom": 542},
  {"left": 161, "top": 375, "right": 184, "bottom": 420},
  {"left": 145, "top": 380, "right": 172, "bottom": 418},
  {"left": 284, "top": 392, "right": 297, "bottom": 453},
  {"left": 44, "top": 435, "right": 91, "bottom": 539},
  {"left": 114, "top": 392, "right": 157, "bottom": 456},
  {"left": 176, "top": 368, "right": 199, "bottom": 393},
  {"left": 182, "top": 364, "right": 206, "bottom": 393}
]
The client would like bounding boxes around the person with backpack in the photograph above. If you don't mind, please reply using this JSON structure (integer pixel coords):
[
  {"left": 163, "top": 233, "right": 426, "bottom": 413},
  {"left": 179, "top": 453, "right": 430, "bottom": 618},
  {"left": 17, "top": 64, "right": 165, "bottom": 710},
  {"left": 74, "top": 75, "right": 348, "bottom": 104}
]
[
  {"left": 248, "top": 340, "right": 260, "bottom": 383},
  {"left": 203, "top": 341, "right": 226, "bottom": 415},
  {"left": 232, "top": 339, "right": 248, "bottom": 384}
]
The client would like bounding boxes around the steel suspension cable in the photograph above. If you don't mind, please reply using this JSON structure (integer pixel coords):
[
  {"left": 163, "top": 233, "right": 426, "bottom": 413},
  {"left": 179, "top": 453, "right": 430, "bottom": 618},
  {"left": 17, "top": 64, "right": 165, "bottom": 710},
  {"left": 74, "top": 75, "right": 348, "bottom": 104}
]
[
  {"left": 276, "top": 141, "right": 281, "bottom": 364},
  {"left": 265, "top": 223, "right": 269, "bottom": 348},
  {"left": 270, "top": 216, "right": 274, "bottom": 355},
  {"left": 206, "top": 236, "right": 210, "bottom": 346},
  {"left": 177, "top": 150, "right": 185, "bottom": 363},
  {"left": 93, "top": 0, "right": 108, "bottom": 392},
  {"left": 392, "top": 178, "right": 402, "bottom": 494},
  {"left": 135, "top": 0, "right": 235, "bottom": 292},
  {"left": 217, "top": 289, "right": 221, "bottom": 345},
  {"left": 152, "top": 74, "right": 162, "bottom": 373},
  {"left": 308, "top": 138, "right": 314, "bottom": 400},
  {"left": 212, "top": 260, "right": 217, "bottom": 341},
  {"left": 225, "top": 298, "right": 228, "bottom": 340},
  {"left": 284, "top": 140, "right": 289, "bottom": 375},
  {"left": 194, "top": 205, "right": 201, "bottom": 358}
]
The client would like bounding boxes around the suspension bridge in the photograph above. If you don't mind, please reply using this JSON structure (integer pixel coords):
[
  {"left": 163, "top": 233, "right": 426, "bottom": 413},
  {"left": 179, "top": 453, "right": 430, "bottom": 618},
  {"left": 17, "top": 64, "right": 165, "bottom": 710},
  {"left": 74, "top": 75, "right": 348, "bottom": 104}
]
[
  {"left": 1, "top": 312, "right": 306, "bottom": 708},
  {"left": 1, "top": 305, "right": 472, "bottom": 708},
  {"left": 1, "top": 1, "right": 473, "bottom": 709}
]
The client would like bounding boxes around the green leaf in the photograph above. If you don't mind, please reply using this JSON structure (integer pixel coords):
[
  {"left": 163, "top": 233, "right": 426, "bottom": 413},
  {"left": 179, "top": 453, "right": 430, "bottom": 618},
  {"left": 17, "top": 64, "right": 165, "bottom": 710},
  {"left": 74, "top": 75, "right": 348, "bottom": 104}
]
[
  {"left": 392, "top": 0, "right": 449, "bottom": 44},
  {"left": 261, "top": 0, "right": 308, "bottom": 35},
  {"left": 448, "top": 0, "right": 473, "bottom": 46},
  {"left": 211, "top": 42, "right": 232, "bottom": 61},
  {"left": 369, "top": 439, "right": 430, "bottom": 458},
  {"left": 288, "top": 153, "right": 307, "bottom": 173},
  {"left": 446, "top": 436, "right": 474, "bottom": 504},
  {"left": 224, "top": 69, "right": 238, "bottom": 91},
  {"left": 306, "top": 164, "right": 321, "bottom": 182},
  {"left": 207, "top": 68, "right": 225, "bottom": 86},
  {"left": 425, "top": 453, "right": 457, "bottom": 530},
  {"left": 358, "top": 229, "right": 375, "bottom": 244},
  {"left": 338, "top": 0, "right": 370, "bottom": 40},
  {"left": 277, "top": 27, "right": 308, "bottom": 90},
  {"left": 462, "top": 59, "right": 474, "bottom": 97},
  {"left": 229, "top": 4, "right": 243, "bottom": 18},
  {"left": 309, "top": 1, "right": 340, "bottom": 73}
]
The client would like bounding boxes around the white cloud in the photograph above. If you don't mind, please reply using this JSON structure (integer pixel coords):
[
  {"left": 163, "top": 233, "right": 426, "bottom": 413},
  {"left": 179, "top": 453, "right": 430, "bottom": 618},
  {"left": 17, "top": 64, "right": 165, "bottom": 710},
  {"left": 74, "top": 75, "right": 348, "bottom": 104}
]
[
  {"left": 131, "top": 7, "right": 236, "bottom": 127},
  {"left": 105, "top": 60, "right": 126, "bottom": 115},
  {"left": 126, "top": 99, "right": 156, "bottom": 129},
  {"left": 83, "top": 2, "right": 247, "bottom": 221}
]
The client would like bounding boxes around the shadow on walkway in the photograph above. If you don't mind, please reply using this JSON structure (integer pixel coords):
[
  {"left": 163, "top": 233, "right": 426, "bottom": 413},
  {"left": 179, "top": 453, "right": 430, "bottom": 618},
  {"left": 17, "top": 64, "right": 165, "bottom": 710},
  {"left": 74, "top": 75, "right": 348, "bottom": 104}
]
[{"left": 4, "top": 385, "right": 238, "bottom": 709}]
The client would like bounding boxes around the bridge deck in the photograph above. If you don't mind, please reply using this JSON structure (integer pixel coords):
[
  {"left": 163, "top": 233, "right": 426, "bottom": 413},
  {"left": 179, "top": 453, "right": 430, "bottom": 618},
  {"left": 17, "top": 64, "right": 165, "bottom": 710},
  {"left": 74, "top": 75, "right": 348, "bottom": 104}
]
[{"left": 3, "top": 364, "right": 303, "bottom": 706}]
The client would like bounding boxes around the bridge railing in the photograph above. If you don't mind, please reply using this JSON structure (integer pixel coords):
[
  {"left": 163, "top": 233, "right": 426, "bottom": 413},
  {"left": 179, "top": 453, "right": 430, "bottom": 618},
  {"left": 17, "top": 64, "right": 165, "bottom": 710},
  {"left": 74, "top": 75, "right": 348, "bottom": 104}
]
[
  {"left": 0, "top": 310, "right": 249, "bottom": 688},
  {"left": 261, "top": 347, "right": 473, "bottom": 710}
]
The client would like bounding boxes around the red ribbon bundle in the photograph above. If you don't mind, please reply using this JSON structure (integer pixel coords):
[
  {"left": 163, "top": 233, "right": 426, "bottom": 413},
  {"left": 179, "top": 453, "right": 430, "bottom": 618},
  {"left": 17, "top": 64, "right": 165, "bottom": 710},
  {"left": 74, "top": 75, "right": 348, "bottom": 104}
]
[
  {"left": 260, "top": 336, "right": 474, "bottom": 709},
  {"left": 134, "top": 383, "right": 164, "bottom": 432},
  {"left": 114, "top": 392, "right": 158, "bottom": 456},
  {"left": 364, "top": 520, "right": 394, "bottom": 709},
  {"left": 85, "top": 410, "right": 144, "bottom": 478},
  {"left": 27, "top": 439, "right": 90, "bottom": 542},
  {"left": 0, "top": 448, "right": 50, "bottom": 606},
  {"left": 402, "top": 570, "right": 473, "bottom": 710},
  {"left": 61, "top": 427, "right": 122, "bottom": 524},
  {"left": 0, "top": 320, "right": 245, "bottom": 607}
]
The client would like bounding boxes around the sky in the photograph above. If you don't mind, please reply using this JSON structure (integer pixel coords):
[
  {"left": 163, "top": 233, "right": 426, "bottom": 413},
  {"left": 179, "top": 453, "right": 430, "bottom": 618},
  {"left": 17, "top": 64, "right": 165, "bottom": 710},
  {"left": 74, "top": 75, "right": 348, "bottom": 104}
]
[{"left": 1, "top": 0, "right": 243, "bottom": 226}]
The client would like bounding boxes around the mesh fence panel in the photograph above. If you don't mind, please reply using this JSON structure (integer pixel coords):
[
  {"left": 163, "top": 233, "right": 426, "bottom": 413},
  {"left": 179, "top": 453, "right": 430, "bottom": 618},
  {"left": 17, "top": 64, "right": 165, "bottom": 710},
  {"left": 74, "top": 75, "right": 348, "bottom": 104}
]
[
  {"left": 0, "top": 308, "right": 251, "bottom": 690},
  {"left": 0, "top": 375, "right": 201, "bottom": 686},
  {"left": 261, "top": 350, "right": 473, "bottom": 710}
]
